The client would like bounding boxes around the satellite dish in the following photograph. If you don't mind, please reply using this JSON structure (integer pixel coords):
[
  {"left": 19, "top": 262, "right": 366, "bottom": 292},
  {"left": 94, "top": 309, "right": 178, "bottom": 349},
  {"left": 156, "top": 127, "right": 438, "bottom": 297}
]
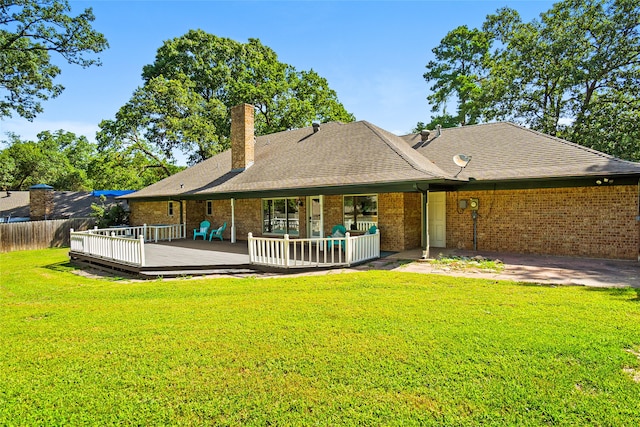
[{"left": 453, "top": 154, "right": 472, "bottom": 168}]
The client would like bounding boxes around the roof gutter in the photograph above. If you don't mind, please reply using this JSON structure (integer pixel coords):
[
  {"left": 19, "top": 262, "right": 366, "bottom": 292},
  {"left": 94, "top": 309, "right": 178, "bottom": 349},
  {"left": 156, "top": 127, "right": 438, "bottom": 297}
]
[{"left": 121, "top": 179, "right": 459, "bottom": 203}]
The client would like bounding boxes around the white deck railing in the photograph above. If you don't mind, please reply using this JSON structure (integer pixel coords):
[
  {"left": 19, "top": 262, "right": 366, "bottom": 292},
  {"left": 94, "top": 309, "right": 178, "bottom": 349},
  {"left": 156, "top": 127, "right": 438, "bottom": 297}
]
[
  {"left": 344, "top": 220, "right": 377, "bottom": 232},
  {"left": 69, "top": 224, "right": 185, "bottom": 267},
  {"left": 248, "top": 231, "right": 380, "bottom": 269}
]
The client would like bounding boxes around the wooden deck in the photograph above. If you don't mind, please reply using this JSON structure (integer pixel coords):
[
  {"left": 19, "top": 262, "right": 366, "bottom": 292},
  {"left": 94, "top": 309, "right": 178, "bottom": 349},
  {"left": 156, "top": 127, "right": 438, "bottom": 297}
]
[
  {"left": 70, "top": 238, "right": 350, "bottom": 279},
  {"left": 71, "top": 239, "right": 254, "bottom": 278}
]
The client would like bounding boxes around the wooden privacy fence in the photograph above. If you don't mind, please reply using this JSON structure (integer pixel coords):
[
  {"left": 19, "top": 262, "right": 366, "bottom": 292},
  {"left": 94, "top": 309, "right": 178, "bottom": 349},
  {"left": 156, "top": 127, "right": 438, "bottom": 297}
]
[{"left": 0, "top": 218, "right": 95, "bottom": 253}]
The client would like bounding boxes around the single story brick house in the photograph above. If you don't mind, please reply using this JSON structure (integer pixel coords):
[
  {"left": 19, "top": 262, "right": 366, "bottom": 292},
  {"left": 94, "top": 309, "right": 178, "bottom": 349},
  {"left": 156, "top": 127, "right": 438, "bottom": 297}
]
[{"left": 124, "top": 104, "right": 640, "bottom": 260}]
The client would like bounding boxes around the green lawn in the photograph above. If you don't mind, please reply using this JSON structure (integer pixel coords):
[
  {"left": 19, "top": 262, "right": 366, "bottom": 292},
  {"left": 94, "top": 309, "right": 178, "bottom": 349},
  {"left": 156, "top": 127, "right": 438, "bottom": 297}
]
[{"left": 1, "top": 249, "right": 639, "bottom": 426}]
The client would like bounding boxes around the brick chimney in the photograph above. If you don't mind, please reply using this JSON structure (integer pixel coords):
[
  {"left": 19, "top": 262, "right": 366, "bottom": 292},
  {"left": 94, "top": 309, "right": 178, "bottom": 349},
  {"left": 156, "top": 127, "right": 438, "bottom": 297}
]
[
  {"left": 231, "top": 103, "right": 255, "bottom": 171},
  {"left": 29, "top": 184, "right": 54, "bottom": 220}
]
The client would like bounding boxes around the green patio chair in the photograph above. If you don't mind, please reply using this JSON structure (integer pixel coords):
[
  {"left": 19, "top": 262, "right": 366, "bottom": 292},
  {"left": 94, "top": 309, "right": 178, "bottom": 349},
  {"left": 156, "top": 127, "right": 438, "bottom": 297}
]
[
  {"left": 209, "top": 222, "right": 227, "bottom": 241},
  {"left": 365, "top": 225, "right": 378, "bottom": 235},
  {"left": 193, "top": 220, "right": 211, "bottom": 240},
  {"left": 326, "top": 224, "right": 347, "bottom": 250}
]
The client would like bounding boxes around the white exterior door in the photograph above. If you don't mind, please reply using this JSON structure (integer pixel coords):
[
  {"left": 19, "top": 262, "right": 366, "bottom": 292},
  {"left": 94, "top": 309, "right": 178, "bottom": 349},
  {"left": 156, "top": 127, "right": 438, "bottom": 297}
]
[
  {"left": 428, "top": 192, "right": 446, "bottom": 248},
  {"left": 307, "top": 196, "right": 323, "bottom": 239}
]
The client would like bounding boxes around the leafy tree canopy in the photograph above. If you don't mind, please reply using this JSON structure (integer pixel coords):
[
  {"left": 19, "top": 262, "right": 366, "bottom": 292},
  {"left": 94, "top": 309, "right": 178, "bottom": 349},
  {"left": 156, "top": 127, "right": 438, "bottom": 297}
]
[
  {"left": 0, "top": 131, "right": 177, "bottom": 191},
  {"left": 100, "top": 30, "right": 355, "bottom": 167},
  {"left": 0, "top": 130, "right": 94, "bottom": 190},
  {"left": 0, "top": 0, "right": 108, "bottom": 120},
  {"left": 421, "top": 0, "right": 640, "bottom": 161},
  {"left": 423, "top": 25, "right": 490, "bottom": 126}
]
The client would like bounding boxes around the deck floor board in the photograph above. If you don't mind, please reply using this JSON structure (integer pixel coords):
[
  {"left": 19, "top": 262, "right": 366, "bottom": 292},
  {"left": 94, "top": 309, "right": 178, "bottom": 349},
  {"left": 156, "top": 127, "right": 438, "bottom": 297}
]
[{"left": 144, "top": 239, "right": 250, "bottom": 268}]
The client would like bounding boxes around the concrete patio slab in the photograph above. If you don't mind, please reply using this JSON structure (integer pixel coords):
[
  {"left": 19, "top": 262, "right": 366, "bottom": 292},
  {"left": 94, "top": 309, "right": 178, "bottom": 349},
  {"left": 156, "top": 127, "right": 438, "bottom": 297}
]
[{"left": 382, "top": 249, "right": 640, "bottom": 288}]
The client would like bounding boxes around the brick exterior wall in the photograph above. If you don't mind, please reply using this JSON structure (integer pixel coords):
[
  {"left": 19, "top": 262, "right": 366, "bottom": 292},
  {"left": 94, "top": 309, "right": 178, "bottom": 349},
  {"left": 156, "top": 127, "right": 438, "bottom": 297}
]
[
  {"left": 29, "top": 188, "right": 54, "bottom": 220},
  {"left": 403, "top": 192, "right": 422, "bottom": 250},
  {"left": 378, "top": 192, "right": 422, "bottom": 252},
  {"left": 323, "top": 195, "right": 343, "bottom": 236},
  {"left": 446, "top": 185, "right": 640, "bottom": 260},
  {"left": 129, "top": 200, "right": 185, "bottom": 227},
  {"left": 129, "top": 185, "right": 639, "bottom": 259}
]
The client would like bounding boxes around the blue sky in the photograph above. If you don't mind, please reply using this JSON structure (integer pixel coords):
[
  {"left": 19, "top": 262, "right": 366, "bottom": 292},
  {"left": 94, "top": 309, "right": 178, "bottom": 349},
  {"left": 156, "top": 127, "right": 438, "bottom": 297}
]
[{"left": 1, "top": 0, "right": 555, "bottom": 164}]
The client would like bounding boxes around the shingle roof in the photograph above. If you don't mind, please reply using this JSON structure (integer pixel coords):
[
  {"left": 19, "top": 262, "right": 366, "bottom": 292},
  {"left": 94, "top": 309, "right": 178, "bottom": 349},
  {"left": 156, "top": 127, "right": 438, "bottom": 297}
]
[
  {"left": 0, "top": 191, "right": 127, "bottom": 220},
  {"left": 127, "top": 120, "right": 640, "bottom": 200},
  {"left": 403, "top": 122, "right": 640, "bottom": 181},
  {"left": 0, "top": 191, "right": 30, "bottom": 218},
  {"left": 128, "top": 121, "right": 452, "bottom": 199}
]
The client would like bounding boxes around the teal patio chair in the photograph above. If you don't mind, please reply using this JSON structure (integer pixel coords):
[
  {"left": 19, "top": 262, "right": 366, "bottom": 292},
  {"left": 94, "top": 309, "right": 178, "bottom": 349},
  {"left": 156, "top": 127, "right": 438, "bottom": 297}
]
[
  {"left": 209, "top": 222, "right": 227, "bottom": 241},
  {"left": 326, "top": 224, "right": 347, "bottom": 250},
  {"left": 193, "top": 220, "right": 211, "bottom": 240},
  {"left": 365, "top": 225, "right": 377, "bottom": 235}
]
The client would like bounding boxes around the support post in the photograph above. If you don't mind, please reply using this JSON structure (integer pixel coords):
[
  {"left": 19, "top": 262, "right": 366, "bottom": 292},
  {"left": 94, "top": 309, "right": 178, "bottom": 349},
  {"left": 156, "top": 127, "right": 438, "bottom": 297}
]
[
  {"left": 231, "top": 198, "right": 236, "bottom": 243},
  {"left": 422, "top": 190, "right": 430, "bottom": 259}
]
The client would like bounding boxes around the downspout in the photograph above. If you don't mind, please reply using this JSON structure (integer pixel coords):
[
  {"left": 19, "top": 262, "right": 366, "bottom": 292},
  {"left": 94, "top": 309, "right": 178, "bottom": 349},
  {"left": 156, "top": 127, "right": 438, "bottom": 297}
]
[
  {"left": 423, "top": 190, "right": 429, "bottom": 259},
  {"left": 414, "top": 184, "right": 429, "bottom": 259},
  {"left": 231, "top": 198, "right": 236, "bottom": 243},
  {"left": 179, "top": 200, "right": 185, "bottom": 239}
]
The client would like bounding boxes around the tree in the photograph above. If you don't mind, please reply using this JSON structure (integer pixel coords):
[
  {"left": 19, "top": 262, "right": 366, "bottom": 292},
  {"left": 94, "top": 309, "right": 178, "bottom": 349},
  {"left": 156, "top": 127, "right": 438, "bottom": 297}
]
[
  {"left": 0, "top": 130, "right": 94, "bottom": 190},
  {"left": 413, "top": 113, "right": 460, "bottom": 133},
  {"left": 0, "top": 130, "right": 178, "bottom": 191},
  {"left": 87, "top": 149, "right": 182, "bottom": 191},
  {"left": 97, "top": 76, "right": 226, "bottom": 166},
  {"left": 482, "top": 0, "right": 640, "bottom": 143},
  {"left": 99, "top": 30, "right": 354, "bottom": 166},
  {"left": 423, "top": 25, "right": 491, "bottom": 126},
  {"left": 91, "top": 195, "right": 129, "bottom": 228},
  {"left": 420, "top": 0, "right": 640, "bottom": 161},
  {"left": 0, "top": 0, "right": 108, "bottom": 120}
]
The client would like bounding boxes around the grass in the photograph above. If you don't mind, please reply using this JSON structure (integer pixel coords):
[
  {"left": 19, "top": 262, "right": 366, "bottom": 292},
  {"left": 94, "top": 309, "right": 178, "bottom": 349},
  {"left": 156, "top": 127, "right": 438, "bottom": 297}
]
[
  {"left": 1, "top": 248, "right": 639, "bottom": 426},
  {"left": 430, "top": 254, "right": 505, "bottom": 272}
]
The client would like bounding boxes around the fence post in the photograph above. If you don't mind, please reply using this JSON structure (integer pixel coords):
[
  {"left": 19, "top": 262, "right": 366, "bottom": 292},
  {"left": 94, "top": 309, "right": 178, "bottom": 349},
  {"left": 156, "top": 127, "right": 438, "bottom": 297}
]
[
  {"left": 248, "top": 232, "right": 253, "bottom": 263},
  {"left": 284, "top": 234, "right": 290, "bottom": 268},
  {"left": 139, "top": 235, "right": 146, "bottom": 266}
]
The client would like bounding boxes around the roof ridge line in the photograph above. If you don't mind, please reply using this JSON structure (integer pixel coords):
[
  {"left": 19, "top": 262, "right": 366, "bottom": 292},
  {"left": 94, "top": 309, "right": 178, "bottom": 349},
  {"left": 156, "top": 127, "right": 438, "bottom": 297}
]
[{"left": 360, "top": 121, "right": 450, "bottom": 178}]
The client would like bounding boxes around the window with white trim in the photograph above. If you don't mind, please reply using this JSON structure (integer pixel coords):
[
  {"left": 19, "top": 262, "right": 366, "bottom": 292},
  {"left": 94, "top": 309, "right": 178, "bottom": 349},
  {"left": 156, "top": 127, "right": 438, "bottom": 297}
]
[
  {"left": 262, "top": 198, "right": 299, "bottom": 236},
  {"left": 206, "top": 200, "right": 213, "bottom": 216},
  {"left": 343, "top": 194, "right": 378, "bottom": 231}
]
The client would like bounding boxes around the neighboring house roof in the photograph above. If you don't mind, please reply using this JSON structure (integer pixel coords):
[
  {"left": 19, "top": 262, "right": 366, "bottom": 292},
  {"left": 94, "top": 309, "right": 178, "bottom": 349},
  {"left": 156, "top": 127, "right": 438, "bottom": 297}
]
[
  {"left": 127, "top": 121, "right": 454, "bottom": 200},
  {"left": 402, "top": 122, "right": 640, "bottom": 182},
  {"left": 0, "top": 191, "right": 129, "bottom": 220},
  {"left": 0, "top": 191, "right": 30, "bottom": 218},
  {"left": 126, "top": 120, "right": 640, "bottom": 201}
]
